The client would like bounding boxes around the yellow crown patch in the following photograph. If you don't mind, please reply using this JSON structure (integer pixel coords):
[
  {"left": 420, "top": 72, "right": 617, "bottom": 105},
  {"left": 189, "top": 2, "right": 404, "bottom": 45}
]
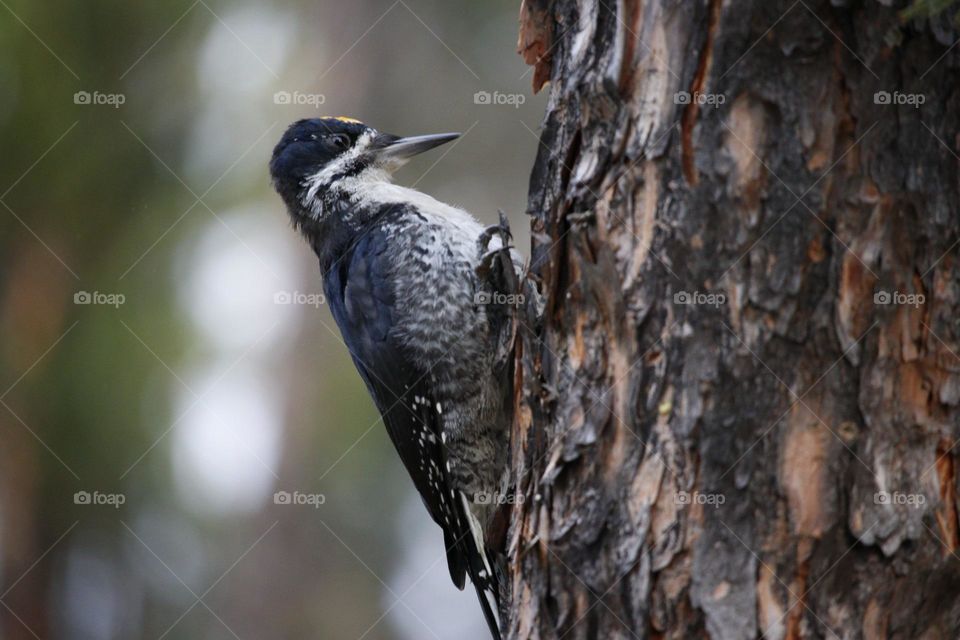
[{"left": 327, "top": 116, "right": 363, "bottom": 124}]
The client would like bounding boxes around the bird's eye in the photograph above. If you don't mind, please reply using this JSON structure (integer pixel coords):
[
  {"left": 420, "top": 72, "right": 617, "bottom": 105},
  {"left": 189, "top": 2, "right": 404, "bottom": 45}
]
[{"left": 328, "top": 134, "right": 351, "bottom": 151}]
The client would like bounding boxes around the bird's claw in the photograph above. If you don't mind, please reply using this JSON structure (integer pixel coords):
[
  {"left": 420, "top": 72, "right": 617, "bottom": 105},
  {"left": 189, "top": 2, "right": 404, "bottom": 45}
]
[
  {"left": 476, "top": 212, "right": 515, "bottom": 279},
  {"left": 477, "top": 212, "right": 513, "bottom": 254}
]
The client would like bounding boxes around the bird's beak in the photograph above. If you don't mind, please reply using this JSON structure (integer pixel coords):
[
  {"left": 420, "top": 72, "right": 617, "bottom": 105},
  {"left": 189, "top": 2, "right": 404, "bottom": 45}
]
[{"left": 370, "top": 132, "right": 460, "bottom": 169}]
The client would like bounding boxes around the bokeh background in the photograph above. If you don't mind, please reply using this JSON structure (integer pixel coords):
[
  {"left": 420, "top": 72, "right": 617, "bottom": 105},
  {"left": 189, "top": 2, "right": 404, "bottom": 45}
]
[{"left": 0, "top": 1, "right": 544, "bottom": 638}]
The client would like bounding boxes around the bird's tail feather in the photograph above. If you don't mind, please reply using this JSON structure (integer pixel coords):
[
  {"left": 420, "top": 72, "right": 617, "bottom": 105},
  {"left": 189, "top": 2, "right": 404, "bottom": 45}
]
[
  {"left": 472, "top": 574, "right": 502, "bottom": 640},
  {"left": 458, "top": 493, "right": 502, "bottom": 639}
]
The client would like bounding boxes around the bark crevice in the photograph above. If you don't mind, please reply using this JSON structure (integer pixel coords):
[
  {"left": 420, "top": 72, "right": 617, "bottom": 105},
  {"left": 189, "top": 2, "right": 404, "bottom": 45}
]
[{"left": 510, "top": 1, "right": 960, "bottom": 638}]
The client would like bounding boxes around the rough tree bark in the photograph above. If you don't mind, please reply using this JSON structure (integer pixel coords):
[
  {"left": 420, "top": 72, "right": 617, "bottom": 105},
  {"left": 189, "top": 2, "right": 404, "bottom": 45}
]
[{"left": 507, "top": 0, "right": 960, "bottom": 638}]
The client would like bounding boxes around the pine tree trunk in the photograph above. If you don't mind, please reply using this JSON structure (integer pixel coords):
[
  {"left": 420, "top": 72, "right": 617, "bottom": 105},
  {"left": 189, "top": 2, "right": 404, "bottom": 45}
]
[{"left": 508, "top": 1, "right": 960, "bottom": 638}]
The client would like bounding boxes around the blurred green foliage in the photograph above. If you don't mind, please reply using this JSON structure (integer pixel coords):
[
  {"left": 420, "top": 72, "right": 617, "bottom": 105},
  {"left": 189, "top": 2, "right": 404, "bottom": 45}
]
[{"left": 1, "top": 1, "right": 544, "bottom": 638}]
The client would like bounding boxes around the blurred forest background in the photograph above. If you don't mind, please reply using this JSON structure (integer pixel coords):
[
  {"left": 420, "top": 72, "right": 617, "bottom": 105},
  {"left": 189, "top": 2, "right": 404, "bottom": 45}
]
[{"left": 0, "top": 1, "right": 543, "bottom": 638}]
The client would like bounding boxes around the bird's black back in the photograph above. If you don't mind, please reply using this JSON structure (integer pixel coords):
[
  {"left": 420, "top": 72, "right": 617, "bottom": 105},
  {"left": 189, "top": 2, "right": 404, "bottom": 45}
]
[{"left": 318, "top": 206, "right": 502, "bottom": 637}]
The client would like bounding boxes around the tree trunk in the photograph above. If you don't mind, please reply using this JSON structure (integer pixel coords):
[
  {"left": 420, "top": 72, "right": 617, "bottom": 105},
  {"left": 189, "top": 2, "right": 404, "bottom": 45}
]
[{"left": 507, "top": 0, "right": 960, "bottom": 638}]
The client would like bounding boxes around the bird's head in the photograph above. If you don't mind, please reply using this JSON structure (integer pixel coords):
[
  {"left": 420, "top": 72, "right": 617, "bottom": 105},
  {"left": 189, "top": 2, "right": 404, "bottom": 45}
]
[{"left": 270, "top": 116, "right": 459, "bottom": 224}]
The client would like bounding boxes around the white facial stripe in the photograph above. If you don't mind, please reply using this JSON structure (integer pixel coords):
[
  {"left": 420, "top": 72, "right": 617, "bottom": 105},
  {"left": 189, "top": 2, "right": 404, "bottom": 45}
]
[
  {"left": 297, "top": 129, "right": 487, "bottom": 233},
  {"left": 300, "top": 129, "right": 378, "bottom": 218}
]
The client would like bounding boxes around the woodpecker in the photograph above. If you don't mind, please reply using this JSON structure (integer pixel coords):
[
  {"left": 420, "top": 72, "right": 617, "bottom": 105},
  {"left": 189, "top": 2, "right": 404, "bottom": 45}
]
[{"left": 270, "top": 117, "right": 518, "bottom": 639}]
